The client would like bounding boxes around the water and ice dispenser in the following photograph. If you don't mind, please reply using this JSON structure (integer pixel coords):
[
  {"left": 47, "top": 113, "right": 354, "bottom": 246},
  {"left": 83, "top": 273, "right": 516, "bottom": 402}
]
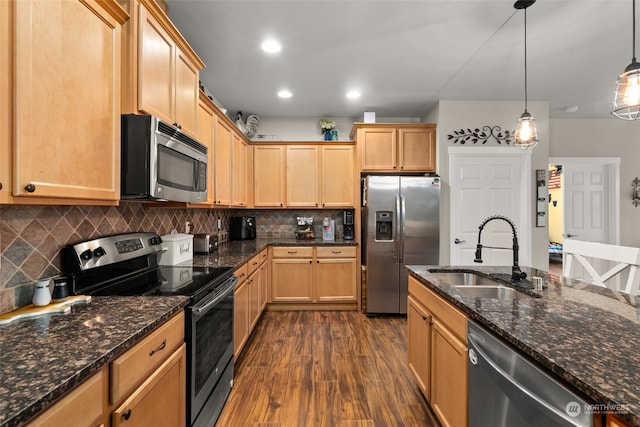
[{"left": 375, "top": 211, "right": 393, "bottom": 241}]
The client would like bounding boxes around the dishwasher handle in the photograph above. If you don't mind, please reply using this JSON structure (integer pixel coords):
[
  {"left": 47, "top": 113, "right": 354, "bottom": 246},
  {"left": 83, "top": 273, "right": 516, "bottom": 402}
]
[{"left": 468, "top": 333, "right": 586, "bottom": 427}]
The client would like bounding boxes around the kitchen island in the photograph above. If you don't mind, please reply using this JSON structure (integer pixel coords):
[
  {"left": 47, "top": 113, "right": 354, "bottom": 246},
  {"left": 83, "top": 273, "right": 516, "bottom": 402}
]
[{"left": 408, "top": 265, "right": 640, "bottom": 426}]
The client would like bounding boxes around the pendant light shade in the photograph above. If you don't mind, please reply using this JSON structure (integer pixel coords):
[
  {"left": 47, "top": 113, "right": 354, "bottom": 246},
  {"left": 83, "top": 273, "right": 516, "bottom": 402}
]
[
  {"left": 513, "top": 0, "right": 539, "bottom": 149},
  {"left": 612, "top": 0, "right": 640, "bottom": 120}
]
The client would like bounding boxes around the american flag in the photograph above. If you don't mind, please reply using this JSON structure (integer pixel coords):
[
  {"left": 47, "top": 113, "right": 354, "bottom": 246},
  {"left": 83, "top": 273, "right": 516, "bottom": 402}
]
[{"left": 549, "top": 169, "right": 562, "bottom": 189}]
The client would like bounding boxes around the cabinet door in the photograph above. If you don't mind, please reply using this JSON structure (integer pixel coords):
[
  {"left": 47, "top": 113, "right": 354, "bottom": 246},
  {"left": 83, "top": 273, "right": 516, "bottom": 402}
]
[
  {"left": 195, "top": 96, "right": 214, "bottom": 205},
  {"left": 214, "top": 116, "right": 232, "bottom": 205},
  {"left": 233, "top": 279, "right": 249, "bottom": 358},
  {"left": 248, "top": 270, "right": 261, "bottom": 330},
  {"left": 320, "top": 145, "right": 354, "bottom": 207},
  {"left": 271, "top": 259, "right": 313, "bottom": 302},
  {"left": 431, "top": 319, "right": 467, "bottom": 427},
  {"left": 286, "top": 145, "right": 319, "bottom": 207},
  {"left": 254, "top": 145, "right": 285, "bottom": 207},
  {"left": 398, "top": 127, "right": 436, "bottom": 172},
  {"left": 13, "top": 0, "right": 122, "bottom": 201},
  {"left": 407, "top": 296, "right": 431, "bottom": 399},
  {"left": 174, "top": 47, "right": 199, "bottom": 137},
  {"left": 112, "top": 344, "right": 186, "bottom": 427},
  {"left": 360, "top": 128, "right": 397, "bottom": 171},
  {"left": 231, "top": 133, "right": 247, "bottom": 207},
  {"left": 258, "top": 260, "right": 269, "bottom": 310},
  {"left": 315, "top": 258, "right": 357, "bottom": 302},
  {"left": 137, "top": 4, "right": 174, "bottom": 124},
  {"left": 0, "top": 0, "right": 10, "bottom": 204}
]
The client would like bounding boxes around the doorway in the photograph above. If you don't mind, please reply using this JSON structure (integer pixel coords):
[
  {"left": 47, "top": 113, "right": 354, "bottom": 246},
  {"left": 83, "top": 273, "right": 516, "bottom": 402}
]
[{"left": 547, "top": 157, "right": 620, "bottom": 276}]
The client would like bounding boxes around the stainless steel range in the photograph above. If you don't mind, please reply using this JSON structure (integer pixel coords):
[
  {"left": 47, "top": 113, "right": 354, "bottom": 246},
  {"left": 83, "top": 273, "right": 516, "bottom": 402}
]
[{"left": 62, "top": 232, "right": 236, "bottom": 427}]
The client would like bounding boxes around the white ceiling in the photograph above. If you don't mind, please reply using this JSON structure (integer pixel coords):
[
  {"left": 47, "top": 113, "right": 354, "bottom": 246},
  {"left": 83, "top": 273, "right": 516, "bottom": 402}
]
[{"left": 166, "top": 0, "right": 631, "bottom": 120}]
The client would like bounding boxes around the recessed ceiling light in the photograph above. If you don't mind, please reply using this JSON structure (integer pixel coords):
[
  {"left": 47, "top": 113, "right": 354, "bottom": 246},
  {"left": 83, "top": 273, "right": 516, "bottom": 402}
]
[
  {"left": 346, "top": 90, "right": 361, "bottom": 99},
  {"left": 261, "top": 39, "right": 281, "bottom": 53},
  {"left": 277, "top": 90, "right": 292, "bottom": 99}
]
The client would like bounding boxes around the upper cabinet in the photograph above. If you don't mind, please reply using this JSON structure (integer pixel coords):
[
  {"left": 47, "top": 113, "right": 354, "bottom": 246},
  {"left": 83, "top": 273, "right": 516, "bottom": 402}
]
[
  {"left": 119, "top": 0, "right": 204, "bottom": 138},
  {"left": 320, "top": 145, "right": 354, "bottom": 207},
  {"left": 195, "top": 92, "right": 215, "bottom": 205},
  {"left": 352, "top": 123, "right": 436, "bottom": 172},
  {"left": 231, "top": 132, "right": 248, "bottom": 207},
  {"left": 214, "top": 116, "right": 233, "bottom": 206},
  {"left": 1, "top": 0, "right": 128, "bottom": 205},
  {"left": 254, "top": 145, "right": 286, "bottom": 208}
]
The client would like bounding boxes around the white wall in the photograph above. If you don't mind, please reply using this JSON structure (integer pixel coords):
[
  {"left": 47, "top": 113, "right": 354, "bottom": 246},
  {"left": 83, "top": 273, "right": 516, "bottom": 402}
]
[
  {"left": 424, "top": 100, "right": 550, "bottom": 269},
  {"left": 550, "top": 118, "right": 640, "bottom": 247}
]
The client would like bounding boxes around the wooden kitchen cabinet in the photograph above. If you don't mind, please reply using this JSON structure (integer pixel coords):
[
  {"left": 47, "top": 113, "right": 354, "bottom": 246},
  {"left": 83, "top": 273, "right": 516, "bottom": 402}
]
[
  {"left": 27, "top": 368, "right": 108, "bottom": 427},
  {"left": 320, "top": 145, "right": 354, "bottom": 207},
  {"left": 234, "top": 264, "right": 249, "bottom": 358},
  {"left": 232, "top": 132, "right": 248, "bottom": 207},
  {"left": 214, "top": 115, "right": 233, "bottom": 206},
  {"left": 234, "top": 252, "right": 269, "bottom": 358},
  {"left": 5, "top": 0, "right": 126, "bottom": 204},
  {"left": 315, "top": 246, "right": 357, "bottom": 302},
  {"left": 112, "top": 344, "right": 186, "bottom": 427},
  {"left": 407, "top": 295, "right": 431, "bottom": 399},
  {"left": 286, "top": 145, "right": 320, "bottom": 207},
  {"left": 258, "top": 254, "right": 269, "bottom": 311},
  {"left": 120, "top": 0, "right": 204, "bottom": 137},
  {"left": 271, "top": 247, "right": 314, "bottom": 302},
  {"left": 408, "top": 275, "right": 468, "bottom": 427},
  {"left": 353, "top": 124, "right": 436, "bottom": 172},
  {"left": 254, "top": 145, "right": 286, "bottom": 207},
  {"left": 194, "top": 92, "right": 215, "bottom": 205}
]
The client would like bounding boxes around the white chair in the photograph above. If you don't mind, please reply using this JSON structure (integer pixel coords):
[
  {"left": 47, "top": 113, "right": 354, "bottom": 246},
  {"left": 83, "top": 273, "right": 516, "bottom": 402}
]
[{"left": 562, "top": 239, "right": 640, "bottom": 295}]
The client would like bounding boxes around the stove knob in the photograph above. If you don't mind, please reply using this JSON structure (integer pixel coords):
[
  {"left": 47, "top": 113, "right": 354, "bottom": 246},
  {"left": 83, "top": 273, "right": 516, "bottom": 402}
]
[
  {"left": 149, "top": 236, "right": 162, "bottom": 246},
  {"left": 79, "top": 249, "right": 93, "bottom": 261},
  {"left": 93, "top": 247, "right": 106, "bottom": 258}
]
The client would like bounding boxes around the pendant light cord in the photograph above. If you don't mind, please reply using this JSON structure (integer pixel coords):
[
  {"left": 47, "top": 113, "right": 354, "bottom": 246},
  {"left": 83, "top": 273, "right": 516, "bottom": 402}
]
[
  {"left": 633, "top": 0, "right": 637, "bottom": 63},
  {"left": 524, "top": 7, "right": 528, "bottom": 113}
]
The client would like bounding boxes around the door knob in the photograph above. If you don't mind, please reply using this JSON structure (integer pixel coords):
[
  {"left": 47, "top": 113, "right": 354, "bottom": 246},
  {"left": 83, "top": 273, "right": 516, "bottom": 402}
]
[{"left": 454, "top": 238, "right": 466, "bottom": 244}]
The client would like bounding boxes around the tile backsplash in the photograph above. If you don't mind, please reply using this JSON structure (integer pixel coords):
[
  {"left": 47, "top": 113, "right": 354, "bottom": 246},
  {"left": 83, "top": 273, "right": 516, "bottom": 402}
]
[{"left": 0, "top": 205, "right": 352, "bottom": 313}]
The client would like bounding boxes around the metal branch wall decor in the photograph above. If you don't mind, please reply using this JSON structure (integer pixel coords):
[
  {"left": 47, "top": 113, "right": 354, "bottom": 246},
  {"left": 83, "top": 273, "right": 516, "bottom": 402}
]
[{"left": 447, "top": 125, "right": 515, "bottom": 145}]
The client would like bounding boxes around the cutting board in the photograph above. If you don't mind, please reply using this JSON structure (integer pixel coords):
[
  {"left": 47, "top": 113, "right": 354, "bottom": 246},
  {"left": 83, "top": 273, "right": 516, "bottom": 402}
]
[{"left": 0, "top": 295, "right": 91, "bottom": 326}]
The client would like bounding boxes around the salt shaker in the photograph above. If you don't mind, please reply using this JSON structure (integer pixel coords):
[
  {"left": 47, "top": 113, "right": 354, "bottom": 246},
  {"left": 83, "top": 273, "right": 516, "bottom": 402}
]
[{"left": 32, "top": 278, "right": 52, "bottom": 306}]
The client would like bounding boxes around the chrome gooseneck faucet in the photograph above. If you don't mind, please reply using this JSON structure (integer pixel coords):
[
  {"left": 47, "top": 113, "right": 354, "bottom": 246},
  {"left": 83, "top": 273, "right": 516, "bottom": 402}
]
[{"left": 473, "top": 215, "right": 527, "bottom": 282}]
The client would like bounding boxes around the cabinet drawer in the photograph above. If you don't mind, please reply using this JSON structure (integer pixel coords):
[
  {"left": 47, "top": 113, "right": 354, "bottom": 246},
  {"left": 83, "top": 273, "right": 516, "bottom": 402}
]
[
  {"left": 28, "top": 368, "right": 106, "bottom": 427},
  {"left": 272, "top": 246, "right": 314, "bottom": 258},
  {"left": 316, "top": 246, "right": 356, "bottom": 258},
  {"left": 110, "top": 312, "right": 185, "bottom": 403},
  {"left": 409, "top": 276, "right": 467, "bottom": 343},
  {"left": 234, "top": 263, "right": 248, "bottom": 283},
  {"left": 260, "top": 249, "right": 268, "bottom": 264},
  {"left": 248, "top": 253, "right": 261, "bottom": 275}
]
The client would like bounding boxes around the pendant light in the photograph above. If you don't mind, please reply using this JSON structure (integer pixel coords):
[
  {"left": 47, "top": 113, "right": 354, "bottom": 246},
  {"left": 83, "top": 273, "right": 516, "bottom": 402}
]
[
  {"left": 612, "top": 0, "right": 640, "bottom": 120},
  {"left": 513, "top": 0, "right": 539, "bottom": 149}
]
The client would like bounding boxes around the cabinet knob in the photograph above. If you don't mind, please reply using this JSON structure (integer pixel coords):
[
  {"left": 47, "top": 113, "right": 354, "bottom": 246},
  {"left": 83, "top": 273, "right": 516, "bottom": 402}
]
[
  {"left": 123, "top": 409, "right": 132, "bottom": 420},
  {"left": 0, "top": 182, "right": 3, "bottom": 190},
  {"left": 25, "top": 183, "right": 36, "bottom": 193}
]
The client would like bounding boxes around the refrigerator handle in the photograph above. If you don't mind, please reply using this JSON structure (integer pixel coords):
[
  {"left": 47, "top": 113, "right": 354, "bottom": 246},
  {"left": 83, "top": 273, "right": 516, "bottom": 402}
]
[
  {"left": 395, "top": 195, "right": 401, "bottom": 263},
  {"left": 400, "top": 195, "right": 406, "bottom": 263}
]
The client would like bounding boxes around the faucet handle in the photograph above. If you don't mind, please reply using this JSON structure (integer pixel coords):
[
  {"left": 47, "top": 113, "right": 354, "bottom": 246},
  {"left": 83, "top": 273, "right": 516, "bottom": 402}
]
[{"left": 474, "top": 244, "right": 483, "bottom": 263}]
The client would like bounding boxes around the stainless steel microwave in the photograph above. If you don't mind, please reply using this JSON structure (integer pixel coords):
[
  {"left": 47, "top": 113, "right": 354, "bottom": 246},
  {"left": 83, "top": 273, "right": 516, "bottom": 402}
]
[{"left": 121, "top": 114, "right": 208, "bottom": 203}]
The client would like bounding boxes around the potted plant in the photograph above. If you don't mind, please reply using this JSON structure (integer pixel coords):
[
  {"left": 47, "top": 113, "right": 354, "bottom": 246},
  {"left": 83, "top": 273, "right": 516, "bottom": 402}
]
[{"left": 320, "top": 119, "right": 336, "bottom": 141}]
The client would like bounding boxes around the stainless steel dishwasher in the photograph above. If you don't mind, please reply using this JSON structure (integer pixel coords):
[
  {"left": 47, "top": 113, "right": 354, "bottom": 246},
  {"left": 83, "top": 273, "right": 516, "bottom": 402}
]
[{"left": 468, "top": 320, "right": 593, "bottom": 427}]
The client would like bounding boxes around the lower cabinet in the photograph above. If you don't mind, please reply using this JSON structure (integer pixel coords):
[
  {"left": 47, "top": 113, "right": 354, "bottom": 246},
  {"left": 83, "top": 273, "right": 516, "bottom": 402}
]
[
  {"left": 27, "top": 312, "right": 186, "bottom": 427},
  {"left": 408, "top": 276, "right": 468, "bottom": 427},
  {"left": 234, "top": 249, "right": 269, "bottom": 358},
  {"left": 270, "top": 246, "right": 357, "bottom": 308}
]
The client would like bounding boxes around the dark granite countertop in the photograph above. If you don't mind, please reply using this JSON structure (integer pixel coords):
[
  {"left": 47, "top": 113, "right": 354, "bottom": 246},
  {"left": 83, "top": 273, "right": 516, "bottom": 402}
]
[
  {"left": 407, "top": 265, "right": 640, "bottom": 426},
  {"left": 190, "top": 238, "right": 358, "bottom": 269},
  {"left": 0, "top": 296, "right": 189, "bottom": 427}
]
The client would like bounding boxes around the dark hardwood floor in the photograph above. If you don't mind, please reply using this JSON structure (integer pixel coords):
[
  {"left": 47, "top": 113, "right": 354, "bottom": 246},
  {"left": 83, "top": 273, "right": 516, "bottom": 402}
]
[{"left": 216, "top": 311, "right": 439, "bottom": 427}]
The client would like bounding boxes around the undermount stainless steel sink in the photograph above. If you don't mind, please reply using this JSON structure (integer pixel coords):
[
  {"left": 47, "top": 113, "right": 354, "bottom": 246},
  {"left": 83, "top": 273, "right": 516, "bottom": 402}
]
[
  {"left": 427, "top": 270, "right": 535, "bottom": 300},
  {"left": 455, "top": 285, "right": 532, "bottom": 300},
  {"left": 427, "top": 271, "right": 499, "bottom": 287}
]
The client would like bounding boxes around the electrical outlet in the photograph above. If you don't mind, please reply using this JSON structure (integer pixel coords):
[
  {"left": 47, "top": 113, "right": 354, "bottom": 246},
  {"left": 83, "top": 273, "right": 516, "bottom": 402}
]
[
  {"left": 217, "top": 219, "right": 222, "bottom": 230},
  {"left": 185, "top": 221, "right": 192, "bottom": 233}
]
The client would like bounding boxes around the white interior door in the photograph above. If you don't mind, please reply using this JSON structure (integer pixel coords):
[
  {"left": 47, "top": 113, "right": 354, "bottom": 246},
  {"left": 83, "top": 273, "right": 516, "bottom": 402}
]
[{"left": 449, "top": 147, "right": 531, "bottom": 266}]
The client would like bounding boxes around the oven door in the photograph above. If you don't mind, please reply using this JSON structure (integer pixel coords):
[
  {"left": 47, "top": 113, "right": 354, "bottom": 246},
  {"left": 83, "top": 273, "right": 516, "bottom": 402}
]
[{"left": 187, "top": 275, "right": 236, "bottom": 426}]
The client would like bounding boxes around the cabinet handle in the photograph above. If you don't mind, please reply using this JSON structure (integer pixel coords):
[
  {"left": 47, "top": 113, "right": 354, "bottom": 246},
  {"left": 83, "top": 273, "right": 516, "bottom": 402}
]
[
  {"left": 122, "top": 409, "right": 132, "bottom": 420},
  {"left": 331, "top": 251, "right": 342, "bottom": 254},
  {"left": 25, "top": 183, "right": 36, "bottom": 193},
  {"left": 149, "top": 339, "right": 167, "bottom": 356},
  {"left": 317, "top": 260, "right": 320, "bottom": 263},
  {"left": 280, "top": 203, "right": 283, "bottom": 207},
  {"left": 0, "top": 182, "right": 3, "bottom": 190},
  {"left": 253, "top": 262, "right": 258, "bottom": 266},
  {"left": 422, "top": 315, "right": 427, "bottom": 321},
  {"left": 287, "top": 251, "right": 297, "bottom": 254}
]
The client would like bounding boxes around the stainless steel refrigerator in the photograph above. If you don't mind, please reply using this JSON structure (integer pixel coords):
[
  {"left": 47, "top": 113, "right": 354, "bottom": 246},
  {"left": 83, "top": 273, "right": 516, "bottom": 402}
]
[{"left": 362, "top": 175, "right": 440, "bottom": 314}]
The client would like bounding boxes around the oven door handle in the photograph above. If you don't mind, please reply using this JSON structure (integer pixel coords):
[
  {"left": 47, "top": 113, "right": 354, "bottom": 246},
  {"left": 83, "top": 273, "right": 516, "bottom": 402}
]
[{"left": 192, "top": 276, "right": 237, "bottom": 318}]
